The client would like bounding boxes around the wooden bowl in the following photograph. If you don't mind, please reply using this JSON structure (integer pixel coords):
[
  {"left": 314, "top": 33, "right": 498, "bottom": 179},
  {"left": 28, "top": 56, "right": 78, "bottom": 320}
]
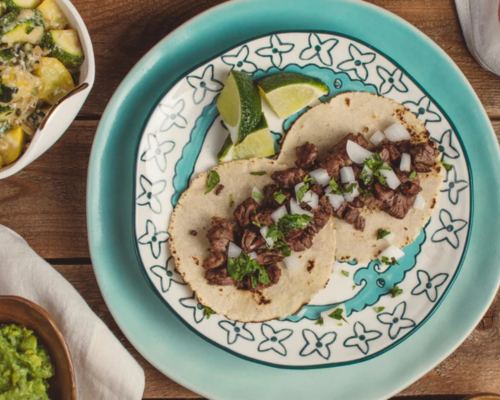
[{"left": 0, "top": 296, "right": 77, "bottom": 400}]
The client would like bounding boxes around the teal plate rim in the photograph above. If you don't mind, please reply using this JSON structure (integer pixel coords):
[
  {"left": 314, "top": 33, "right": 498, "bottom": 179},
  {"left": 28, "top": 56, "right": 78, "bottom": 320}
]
[
  {"left": 87, "top": 1, "right": 500, "bottom": 399},
  {"left": 131, "top": 30, "right": 474, "bottom": 369}
]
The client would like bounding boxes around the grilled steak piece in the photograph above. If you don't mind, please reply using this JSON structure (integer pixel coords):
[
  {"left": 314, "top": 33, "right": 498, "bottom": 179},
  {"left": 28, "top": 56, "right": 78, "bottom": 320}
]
[
  {"left": 295, "top": 142, "right": 318, "bottom": 168},
  {"left": 251, "top": 208, "right": 274, "bottom": 227},
  {"left": 373, "top": 183, "right": 395, "bottom": 203},
  {"left": 255, "top": 249, "right": 284, "bottom": 266},
  {"left": 410, "top": 142, "right": 440, "bottom": 172},
  {"left": 233, "top": 197, "right": 260, "bottom": 227},
  {"left": 309, "top": 184, "right": 324, "bottom": 197},
  {"left": 202, "top": 252, "right": 226, "bottom": 269},
  {"left": 205, "top": 267, "right": 235, "bottom": 286},
  {"left": 241, "top": 229, "right": 266, "bottom": 253},
  {"left": 350, "top": 192, "right": 383, "bottom": 210},
  {"left": 266, "top": 265, "right": 282, "bottom": 285},
  {"left": 308, "top": 196, "right": 333, "bottom": 234},
  {"left": 355, "top": 215, "right": 366, "bottom": 231},
  {"left": 320, "top": 133, "right": 369, "bottom": 178},
  {"left": 382, "top": 192, "right": 415, "bottom": 219},
  {"left": 271, "top": 168, "right": 306, "bottom": 188},
  {"left": 399, "top": 181, "right": 422, "bottom": 196},
  {"left": 263, "top": 184, "right": 292, "bottom": 209},
  {"left": 284, "top": 230, "right": 313, "bottom": 252},
  {"left": 206, "top": 217, "right": 236, "bottom": 253}
]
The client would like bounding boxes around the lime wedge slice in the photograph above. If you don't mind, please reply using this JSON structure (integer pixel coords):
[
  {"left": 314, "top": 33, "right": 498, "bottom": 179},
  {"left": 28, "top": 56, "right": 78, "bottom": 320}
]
[
  {"left": 217, "top": 70, "right": 262, "bottom": 144},
  {"left": 257, "top": 72, "right": 329, "bottom": 118},
  {"left": 218, "top": 114, "right": 275, "bottom": 162}
]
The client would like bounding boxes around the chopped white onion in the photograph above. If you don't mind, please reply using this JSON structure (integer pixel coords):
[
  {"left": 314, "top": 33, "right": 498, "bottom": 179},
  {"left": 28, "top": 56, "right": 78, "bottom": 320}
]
[
  {"left": 294, "top": 182, "right": 306, "bottom": 198},
  {"left": 343, "top": 183, "right": 359, "bottom": 202},
  {"left": 346, "top": 140, "right": 373, "bottom": 164},
  {"left": 252, "top": 186, "right": 263, "bottom": 205},
  {"left": 327, "top": 194, "right": 345, "bottom": 211},
  {"left": 413, "top": 193, "right": 425, "bottom": 210},
  {"left": 283, "top": 255, "right": 300, "bottom": 270},
  {"left": 249, "top": 251, "right": 257, "bottom": 260},
  {"left": 340, "top": 166, "right": 355, "bottom": 183},
  {"left": 289, "top": 198, "right": 313, "bottom": 217},
  {"left": 384, "top": 232, "right": 395, "bottom": 243},
  {"left": 362, "top": 164, "right": 373, "bottom": 176},
  {"left": 379, "top": 166, "right": 401, "bottom": 190},
  {"left": 384, "top": 122, "right": 411, "bottom": 141},
  {"left": 302, "top": 191, "right": 319, "bottom": 209},
  {"left": 324, "top": 185, "right": 333, "bottom": 194},
  {"left": 378, "top": 245, "right": 405, "bottom": 263},
  {"left": 370, "top": 130, "right": 386, "bottom": 145},
  {"left": 260, "top": 226, "right": 274, "bottom": 247},
  {"left": 309, "top": 168, "right": 331, "bottom": 186},
  {"left": 271, "top": 205, "right": 288, "bottom": 223},
  {"left": 228, "top": 242, "right": 242, "bottom": 259},
  {"left": 400, "top": 153, "right": 411, "bottom": 172}
]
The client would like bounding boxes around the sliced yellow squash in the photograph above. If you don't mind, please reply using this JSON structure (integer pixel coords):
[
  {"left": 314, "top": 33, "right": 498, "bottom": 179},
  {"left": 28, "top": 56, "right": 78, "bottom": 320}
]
[
  {"left": 0, "top": 126, "right": 24, "bottom": 166},
  {"left": 34, "top": 56, "right": 74, "bottom": 104},
  {"left": 36, "top": 0, "right": 67, "bottom": 29}
]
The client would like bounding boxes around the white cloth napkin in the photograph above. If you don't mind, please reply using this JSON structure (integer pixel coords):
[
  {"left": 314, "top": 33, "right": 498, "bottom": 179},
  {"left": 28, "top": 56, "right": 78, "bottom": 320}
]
[
  {"left": 0, "top": 225, "right": 145, "bottom": 400},
  {"left": 456, "top": 0, "right": 500, "bottom": 76}
]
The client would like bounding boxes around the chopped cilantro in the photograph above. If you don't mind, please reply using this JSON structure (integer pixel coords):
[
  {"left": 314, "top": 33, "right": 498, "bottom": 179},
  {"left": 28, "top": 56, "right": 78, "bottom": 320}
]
[
  {"left": 352, "top": 285, "right": 356, "bottom": 290},
  {"left": 315, "top": 317, "right": 324, "bottom": 326},
  {"left": 360, "top": 187, "right": 371, "bottom": 198},
  {"left": 328, "top": 308, "right": 347, "bottom": 323},
  {"left": 274, "top": 190, "right": 287, "bottom": 204},
  {"left": 276, "top": 240, "right": 291, "bottom": 256},
  {"left": 389, "top": 285, "right": 403, "bottom": 298},
  {"left": 363, "top": 153, "right": 392, "bottom": 186},
  {"left": 343, "top": 182, "right": 357, "bottom": 194},
  {"left": 337, "top": 323, "right": 343, "bottom": 326},
  {"left": 266, "top": 224, "right": 284, "bottom": 241},
  {"left": 296, "top": 183, "right": 309, "bottom": 202},
  {"left": 229, "top": 194, "right": 234, "bottom": 207},
  {"left": 381, "top": 256, "right": 399, "bottom": 266},
  {"left": 341, "top": 270, "right": 349, "bottom": 277},
  {"left": 303, "top": 175, "right": 315, "bottom": 184},
  {"left": 328, "top": 177, "right": 341, "bottom": 195},
  {"left": 374, "top": 306, "right": 385, "bottom": 313},
  {"left": 252, "top": 221, "right": 262, "bottom": 228},
  {"left": 377, "top": 229, "right": 391, "bottom": 240},
  {"left": 278, "top": 214, "right": 312, "bottom": 232},
  {"left": 409, "top": 171, "right": 416, "bottom": 180},
  {"left": 227, "top": 252, "right": 269, "bottom": 287},
  {"left": 250, "top": 171, "right": 267, "bottom": 176},
  {"left": 204, "top": 170, "right": 220, "bottom": 194},
  {"left": 441, "top": 161, "right": 452, "bottom": 171},
  {"left": 203, "top": 306, "right": 216, "bottom": 319},
  {"left": 252, "top": 190, "right": 265, "bottom": 200}
]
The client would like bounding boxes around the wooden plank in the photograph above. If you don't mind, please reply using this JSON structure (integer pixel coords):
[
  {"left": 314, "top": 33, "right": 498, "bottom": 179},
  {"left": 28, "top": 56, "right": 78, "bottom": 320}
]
[
  {"left": 2, "top": 119, "right": 499, "bottom": 259},
  {"left": 57, "top": 264, "right": 500, "bottom": 398},
  {"left": 72, "top": 0, "right": 500, "bottom": 118}
]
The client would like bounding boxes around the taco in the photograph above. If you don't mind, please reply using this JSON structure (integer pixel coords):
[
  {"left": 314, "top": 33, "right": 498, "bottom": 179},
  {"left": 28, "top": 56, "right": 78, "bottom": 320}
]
[
  {"left": 168, "top": 158, "right": 336, "bottom": 322},
  {"left": 278, "top": 92, "right": 444, "bottom": 262}
]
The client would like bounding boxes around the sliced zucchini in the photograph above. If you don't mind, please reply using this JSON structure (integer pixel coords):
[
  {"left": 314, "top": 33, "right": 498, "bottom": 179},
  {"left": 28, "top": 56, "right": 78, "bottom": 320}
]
[
  {"left": 36, "top": 0, "right": 67, "bottom": 29},
  {"left": 0, "top": 126, "right": 24, "bottom": 166},
  {"left": 42, "top": 29, "right": 84, "bottom": 68},
  {"left": 34, "top": 56, "right": 74, "bottom": 104},
  {"left": 5, "top": 0, "right": 41, "bottom": 10},
  {"left": 0, "top": 9, "right": 44, "bottom": 44},
  {"left": 0, "top": 46, "right": 15, "bottom": 61},
  {"left": 1, "top": 66, "right": 40, "bottom": 100}
]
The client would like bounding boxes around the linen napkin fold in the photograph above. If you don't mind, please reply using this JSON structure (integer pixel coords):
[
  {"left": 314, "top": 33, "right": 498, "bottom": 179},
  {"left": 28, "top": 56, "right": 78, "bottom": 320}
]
[
  {"left": 455, "top": 0, "right": 500, "bottom": 76},
  {"left": 0, "top": 225, "right": 145, "bottom": 400}
]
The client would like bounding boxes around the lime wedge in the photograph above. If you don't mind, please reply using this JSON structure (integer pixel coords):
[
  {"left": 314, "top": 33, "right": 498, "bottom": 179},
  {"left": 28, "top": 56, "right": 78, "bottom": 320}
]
[
  {"left": 257, "top": 72, "right": 329, "bottom": 118},
  {"left": 217, "top": 70, "right": 262, "bottom": 144},
  {"left": 218, "top": 114, "right": 275, "bottom": 162}
]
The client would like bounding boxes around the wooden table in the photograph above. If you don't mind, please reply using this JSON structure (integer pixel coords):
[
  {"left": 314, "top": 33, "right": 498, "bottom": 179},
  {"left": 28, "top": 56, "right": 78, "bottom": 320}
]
[{"left": 1, "top": 0, "right": 499, "bottom": 398}]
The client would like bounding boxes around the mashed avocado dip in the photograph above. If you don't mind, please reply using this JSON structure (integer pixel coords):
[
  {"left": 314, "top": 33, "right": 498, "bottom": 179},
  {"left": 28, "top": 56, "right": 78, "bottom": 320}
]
[{"left": 0, "top": 324, "right": 54, "bottom": 400}]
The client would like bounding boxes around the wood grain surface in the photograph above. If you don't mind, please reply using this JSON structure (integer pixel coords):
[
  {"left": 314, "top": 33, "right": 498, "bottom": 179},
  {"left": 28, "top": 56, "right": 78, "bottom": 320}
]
[{"left": 1, "top": 0, "right": 500, "bottom": 399}]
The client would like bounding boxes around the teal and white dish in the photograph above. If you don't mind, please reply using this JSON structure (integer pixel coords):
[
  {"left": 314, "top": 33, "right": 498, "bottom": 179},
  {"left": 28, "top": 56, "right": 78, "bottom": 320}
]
[
  {"left": 88, "top": 0, "right": 500, "bottom": 398},
  {"left": 135, "top": 31, "right": 471, "bottom": 367}
]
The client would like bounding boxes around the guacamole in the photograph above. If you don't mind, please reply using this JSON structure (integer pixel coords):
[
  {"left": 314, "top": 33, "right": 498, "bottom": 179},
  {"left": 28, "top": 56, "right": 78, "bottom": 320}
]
[{"left": 0, "top": 324, "right": 54, "bottom": 400}]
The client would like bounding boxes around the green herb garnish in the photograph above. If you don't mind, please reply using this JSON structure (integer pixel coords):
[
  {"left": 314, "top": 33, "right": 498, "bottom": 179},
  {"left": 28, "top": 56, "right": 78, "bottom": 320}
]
[
  {"left": 377, "top": 229, "right": 391, "bottom": 240},
  {"left": 252, "top": 221, "right": 262, "bottom": 228},
  {"left": 204, "top": 170, "right": 220, "bottom": 194},
  {"left": 278, "top": 214, "right": 313, "bottom": 233},
  {"left": 363, "top": 153, "right": 392, "bottom": 186},
  {"left": 341, "top": 270, "right": 349, "bottom": 277},
  {"left": 274, "top": 190, "right": 286, "bottom": 204},
  {"left": 374, "top": 306, "right": 385, "bottom": 313},
  {"left": 352, "top": 285, "right": 356, "bottom": 290},
  {"left": 328, "top": 177, "right": 341, "bottom": 195},
  {"left": 276, "top": 240, "right": 291, "bottom": 256},
  {"left": 328, "top": 308, "right": 347, "bottom": 323},
  {"left": 343, "top": 182, "right": 357, "bottom": 194},
  {"left": 303, "top": 175, "right": 315, "bottom": 184},
  {"left": 389, "top": 285, "right": 403, "bottom": 298},
  {"left": 315, "top": 317, "right": 324, "bottom": 326},
  {"left": 227, "top": 252, "right": 269, "bottom": 288},
  {"left": 229, "top": 194, "right": 234, "bottom": 207},
  {"left": 381, "top": 256, "right": 399, "bottom": 266},
  {"left": 409, "top": 171, "right": 416, "bottom": 180},
  {"left": 441, "top": 161, "right": 452, "bottom": 171},
  {"left": 203, "top": 306, "right": 216, "bottom": 319},
  {"left": 250, "top": 171, "right": 267, "bottom": 176},
  {"left": 252, "top": 190, "right": 265, "bottom": 200},
  {"left": 296, "top": 183, "right": 309, "bottom": 203}
]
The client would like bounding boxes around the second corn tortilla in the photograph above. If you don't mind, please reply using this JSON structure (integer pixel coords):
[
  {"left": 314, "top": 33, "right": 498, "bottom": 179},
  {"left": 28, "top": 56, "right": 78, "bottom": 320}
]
[{"left": 278, "top": 92, "right": 444, "bottom": 262}]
